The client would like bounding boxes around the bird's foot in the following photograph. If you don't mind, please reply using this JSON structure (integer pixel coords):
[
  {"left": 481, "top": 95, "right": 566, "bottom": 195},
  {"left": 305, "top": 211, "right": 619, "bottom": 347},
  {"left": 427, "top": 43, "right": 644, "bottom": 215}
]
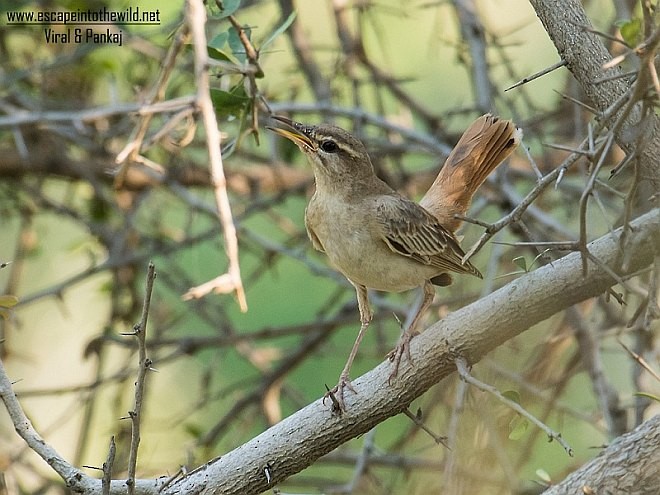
[
  {"left": 387, "top": 330, "right": 419, "bottom": 384},
  {"left": 323, "top": 373, "right": 356, "bottom": 414}
]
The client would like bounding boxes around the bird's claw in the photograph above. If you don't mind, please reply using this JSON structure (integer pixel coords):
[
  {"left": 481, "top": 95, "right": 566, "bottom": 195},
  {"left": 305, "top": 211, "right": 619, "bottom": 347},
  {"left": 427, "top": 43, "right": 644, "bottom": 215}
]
[{"left": 387, "top": 330, "right": 419, "bottom": 384}]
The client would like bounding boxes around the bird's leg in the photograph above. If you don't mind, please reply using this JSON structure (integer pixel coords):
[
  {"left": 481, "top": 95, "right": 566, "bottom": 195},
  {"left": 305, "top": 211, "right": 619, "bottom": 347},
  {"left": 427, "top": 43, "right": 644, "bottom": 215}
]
[
  {"left": 387, "top": 280, "right": 435, "bottom": 383},
  {"left": 324, "top": 284, "right": 372, "bottom": 412}
]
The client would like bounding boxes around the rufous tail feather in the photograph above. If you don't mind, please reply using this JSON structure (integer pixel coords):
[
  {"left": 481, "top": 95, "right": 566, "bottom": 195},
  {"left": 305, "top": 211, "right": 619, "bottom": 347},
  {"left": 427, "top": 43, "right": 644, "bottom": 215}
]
[{"left": 419, "top": 114, "right": 521, "bottom": 232}]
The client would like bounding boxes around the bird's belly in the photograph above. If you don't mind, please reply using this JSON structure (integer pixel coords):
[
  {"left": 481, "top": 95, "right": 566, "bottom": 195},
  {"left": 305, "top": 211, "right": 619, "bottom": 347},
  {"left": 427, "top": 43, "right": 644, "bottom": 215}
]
[{"left": 319, "top": 228, "right": 436, "bottom": 292}]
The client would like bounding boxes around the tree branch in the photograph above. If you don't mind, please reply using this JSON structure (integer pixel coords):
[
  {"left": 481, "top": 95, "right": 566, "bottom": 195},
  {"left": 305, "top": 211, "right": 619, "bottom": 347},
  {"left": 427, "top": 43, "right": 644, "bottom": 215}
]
[
  {"left": 0, "top": 357, "right": 85, "bottom": 487},
  {"left": 528, "top": 0, "right": 660, "bottom": 189},
  {"left": 160, "top": 209, "right": 658, "bottom": 495},
  {"left": 543, "top": 414, "right": 660, "bottom": 494},
  {"left": 126, "top": 262, "right": 156, "bottom": 494},
  {"left": 183, "top": 0, "right": 248, "bottom": 312}
]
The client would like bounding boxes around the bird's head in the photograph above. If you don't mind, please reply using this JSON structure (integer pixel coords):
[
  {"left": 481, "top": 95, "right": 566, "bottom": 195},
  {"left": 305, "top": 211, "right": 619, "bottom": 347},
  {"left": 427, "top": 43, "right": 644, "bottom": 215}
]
[{"left": 268, "top": 116, "right": 375, "bottom": 186}]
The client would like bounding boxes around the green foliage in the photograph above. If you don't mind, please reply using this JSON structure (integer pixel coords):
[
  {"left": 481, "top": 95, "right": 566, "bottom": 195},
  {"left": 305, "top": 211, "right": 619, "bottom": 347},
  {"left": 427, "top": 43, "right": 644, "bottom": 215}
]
[
  {"left": 499, "top": 249, "right": 552, "bottom": 279},
  {"left": 213, "top": 0, "right": 242, "bottom": 19},
  {"left": 512, "top": 256, "right": 528, "bottom": 272},
  {"left": 208, "top": 32, "right": 233, "bottom": 62},
  {"left": 227, "top": 24, "right": 251, "bottom": 64},
  {"left": 509, "top": 415, "right": 530, "bottom": 440},
  {"left": 210, "top": 85, "right": 250, "bottom": 118},
  {"left": 616, "top": 18, "right": 643, "bottom": 47},
  {"left": 501, "top": 390, "right": 530, "bottom": 440},
  {"left": 205, "top": 6, "right": 296, "bottom": 140},
  {"left": 502, "top": 389, "right": 521, "bottom": 403},
  {"left": 260, "top": 11, "right": 297, "bottom": 52}
]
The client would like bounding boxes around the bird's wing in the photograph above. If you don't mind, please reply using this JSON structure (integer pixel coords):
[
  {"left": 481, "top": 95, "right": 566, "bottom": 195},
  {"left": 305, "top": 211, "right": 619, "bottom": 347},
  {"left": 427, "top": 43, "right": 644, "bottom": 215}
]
[{"left": 375, "top": 195, "right": 482, "bottom": 278}]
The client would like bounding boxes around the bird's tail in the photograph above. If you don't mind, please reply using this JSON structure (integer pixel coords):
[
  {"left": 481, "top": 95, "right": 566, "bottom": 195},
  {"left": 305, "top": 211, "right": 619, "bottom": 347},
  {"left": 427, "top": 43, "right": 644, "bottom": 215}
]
[{"left": 420, "top": 114, "right": 521, "bottom": 232}]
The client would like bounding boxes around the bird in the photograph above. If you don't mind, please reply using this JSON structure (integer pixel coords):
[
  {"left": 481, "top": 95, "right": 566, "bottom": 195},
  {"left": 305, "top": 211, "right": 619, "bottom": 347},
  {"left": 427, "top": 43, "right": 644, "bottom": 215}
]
[{"left": 268, "top": 114, "right": 521, "bottom": 411}]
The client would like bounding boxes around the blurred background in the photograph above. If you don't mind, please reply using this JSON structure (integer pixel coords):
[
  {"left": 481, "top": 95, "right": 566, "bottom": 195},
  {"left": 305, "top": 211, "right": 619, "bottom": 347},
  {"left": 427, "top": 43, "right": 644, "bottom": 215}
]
[{"left": 0, "top": 0, "right": 657, "bottom": 493}]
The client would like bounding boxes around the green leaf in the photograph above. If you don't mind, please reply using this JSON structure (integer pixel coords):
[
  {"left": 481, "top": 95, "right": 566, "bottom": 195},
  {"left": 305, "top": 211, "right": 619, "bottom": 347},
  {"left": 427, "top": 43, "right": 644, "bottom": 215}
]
[
  {"left": 618, "top": 18, "right": 642, "bottom": 47},
  {"left": 209, "top": 32, "right": 229, "bottom": 50},
  {"left": 512, "top": 256, "right": 527, "bottom": 272},
  {"left": 213, "top": 0, "right": 241, "bottom": 19},
  {"left": 0, "top": 295, "right": 18, "bottom": 308},
  {"left": 508, "top": 415, "right": 529, "bottom": 440},
  {"left": 228, "top": 25, "right": 251, "bottom": 63},
  {"left": 208, "top": 31, "right": 237, "bottom": 62},
  {"left": 210, "top": 86, "right": 250, "bottom": 118},
  {"left": 260, "top": 11, "right": 297, "bottom": 51},
  {"left": 502, "top": 390, "right": 521, "bottom": 404},
  {"left": 208, "top": 47, "right": 238, "bottom": 63},
  {"left": 530, "top": 248, "right": 551, "bottom": 270}
]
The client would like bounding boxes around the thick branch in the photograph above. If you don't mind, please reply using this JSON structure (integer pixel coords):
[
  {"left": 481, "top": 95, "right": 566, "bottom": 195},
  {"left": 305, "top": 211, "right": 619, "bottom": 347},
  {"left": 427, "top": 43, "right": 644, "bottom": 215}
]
[
  {"left": 543, "top": 414, "right": 660, "bottom": 495},
  {"left": 528, "top": 0, "right": 660, "bottom": 188},
  {"left": 161, "top": 210, "right": 658, "bottom": 495}
]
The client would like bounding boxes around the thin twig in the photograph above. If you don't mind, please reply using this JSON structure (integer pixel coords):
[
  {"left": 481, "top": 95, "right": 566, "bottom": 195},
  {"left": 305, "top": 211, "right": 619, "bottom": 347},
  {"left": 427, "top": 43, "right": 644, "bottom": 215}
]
[
  {"left": 451, "top": 0, "right": 492, "bottom": 112},
  {"left": 521, "top": 140, "right": 543, "bottom": 180},
  {"left": 542, "top": 142, "right": 594, "bottom": 156},
  {"left": 643, "top": 257, "right": 660, "bottom": 330},
  {"left": 440, "top": 378, "right": 467, "bottom": 491},
  {"left": 126, "top": 262, "right": 156, "bottom": 495},
  {"left": 570, "top": 307, "right": 625, "bottom": 437},
  {"left": 403, "top": 408, "right": 450, "bottom": 448},
  {"left": 455, "top": 358, "right": 574, "bottom": 456},
  {"left": 277, "top": 0, "right": 331, "bottom": 102},
  {"left": 0, "top": 96, "right": 196, "bottom": 128},
  {"left": 493, "top": 240, "right": 578, "bottom": 249},
  {"left": 504, "top": 60, "right": 567, "bottom": 92},
  {"left": 184, "top": 0, "right": 247, "bottom": 312},
  {"left": 553, "top": 89, "right": 598, "bottom": 114},
  {"left": 227, "top": 15, "right": 264, "bottom": 78},
  {"left": 463, "top": 78, "right": 642, "bottom": 264},
  {"left": 618, "top": 338, "right": 660, "bottom": 383},
  {"left": 114, "top": 22, "right": 189, "bottom": 182},
  {"left": 0, "top": 358, "right": 90, "bottom": 487},
  {"left": 336, "top": 428, "right": 376, "bottom": 494},
  {"left": 586, "top": 250, "right": 633, "bottom": 294},
  {"left": 102, "top": 436, "right": 116, "bottom": 495},
  {"left": 157, "top": 466, "right": 187, "bottom": 492},
  {"left": 462, "top": 145, "right": 585, "bottom": 262},
  {"left": 578, "top": 132, "right": 615, "bottom": 275}
]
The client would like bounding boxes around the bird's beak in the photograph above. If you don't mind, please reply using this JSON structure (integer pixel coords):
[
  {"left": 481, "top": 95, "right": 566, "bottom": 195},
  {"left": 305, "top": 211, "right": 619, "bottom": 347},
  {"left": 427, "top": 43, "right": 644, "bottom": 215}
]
[{"left": 267, "top": 115, "right": 315, "bottom": 152}]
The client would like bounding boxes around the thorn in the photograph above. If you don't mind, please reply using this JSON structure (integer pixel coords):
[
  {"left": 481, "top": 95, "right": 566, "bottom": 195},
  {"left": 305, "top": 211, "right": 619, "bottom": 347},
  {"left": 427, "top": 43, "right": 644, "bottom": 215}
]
[
  {"left": 505, "top": 60, "right": 567, "bottom": 91},
  {"left": 323, "top": 384, "right": 342, "bottom": 415},
  {"left": 543, "top": 142, "right": 593, "bottom": 156},
  {"left": 553, "top": 90, "right": 598, "bottom": 114}
]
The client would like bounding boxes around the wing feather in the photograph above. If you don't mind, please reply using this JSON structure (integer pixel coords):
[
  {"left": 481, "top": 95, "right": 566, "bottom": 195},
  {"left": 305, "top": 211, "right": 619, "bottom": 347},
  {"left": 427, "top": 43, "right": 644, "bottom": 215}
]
[{"left": 376, "top": 195, "right": 482, "bottom": 278}]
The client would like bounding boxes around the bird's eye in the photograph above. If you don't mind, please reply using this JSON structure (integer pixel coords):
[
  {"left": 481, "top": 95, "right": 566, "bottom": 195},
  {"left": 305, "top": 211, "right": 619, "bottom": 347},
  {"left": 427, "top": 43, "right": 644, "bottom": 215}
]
[{"left": 320, "top": 140, "right": 338, "bottom": 153}]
